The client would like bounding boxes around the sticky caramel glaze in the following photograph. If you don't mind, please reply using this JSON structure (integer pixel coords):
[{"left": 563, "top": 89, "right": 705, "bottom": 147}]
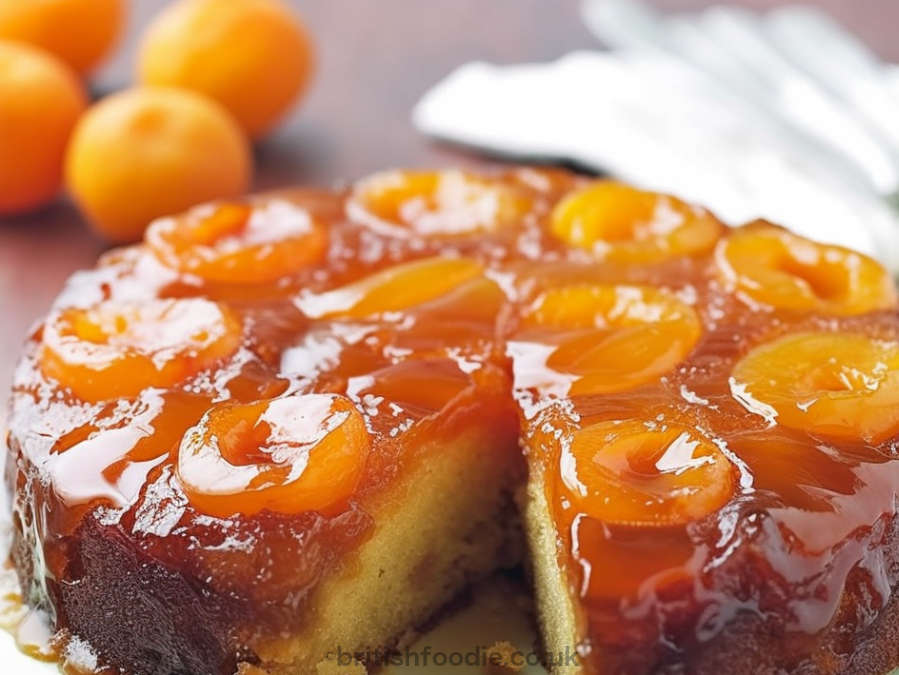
[
  {"left": 6, "top": 167, "right": 899, "bottom": 674},
  {"left": 6, "top": 169, "right": 578, "bottom": 673},
  {"left": 515, "top": 247, "right": 899, "bottom": 674}
]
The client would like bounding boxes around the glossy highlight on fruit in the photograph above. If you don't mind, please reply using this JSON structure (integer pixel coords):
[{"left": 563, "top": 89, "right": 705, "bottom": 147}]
[
  {"left": 559, "top": 419, "right": 735, "bottom": 527},
  {"left": 550, "top": 180, "right": 722, "bottom": 262},
  {"left": 295, "top": 256, "right": 484, "bottom": 319},
  {"left": 731, "top": 331, "right": 899, "bottom": 443},
  {"left": 716, "top": 225, "right": 897, "bottom": 315},
  {"left": 176, "top": 393, "right": 370, "bottom": 517},
  {"left": 40, "top": 298, "right": 242, "bottom": 402},
  {"left": 146, "top": 199, "right": 328, "bottom": 284},
  {"left": 518, "top": 284, "right": 702, "bottom": 394},
  {"left": 349, "top": 169, "right": 532, "bottom": 236},
  {"left": 11, "top": 166, "right": 899, "bottom": 675}
]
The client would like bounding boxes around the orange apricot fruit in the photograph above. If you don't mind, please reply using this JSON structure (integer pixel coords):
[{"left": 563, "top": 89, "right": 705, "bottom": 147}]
[
  {"left": 715, "top": 225, "right": 896, "bottom": 315},
  {"left": 65, "top": 87, "right": 251, "bottom": 243},
  {"left": 731, "top": 331, "right": 899, "bottom": 444},
  {"left": 550, "top": 181, "right": 723, "bottom": 263},
  {"left": 0, "top": 0, "right": 124, "bottom": 75},
  {"left": 349, "top": 169, "right": 533, "bottom": 236},
  {"left": 0, "top": 41, "right": 86, "bottom": 214},
  {"left": 559, "top": 419, "right": 735, "bottom": 527},
  {"left": 177, "top": 394, "right": 370, "bottom": 517},
  {"left": 295, "top": 257, "right": 485, "bottom": 319},
  {"left": 138, "top": 0, "right": 315, "bottom": 139},
  {"left": 146, "top": 199, "right": 328, "bottom": 284},
  {"left": 40, "top": 298, "right": 242, "bottom": 402},
  {"left": 520, "top": 284, "right": 702, "bottom": 395}
]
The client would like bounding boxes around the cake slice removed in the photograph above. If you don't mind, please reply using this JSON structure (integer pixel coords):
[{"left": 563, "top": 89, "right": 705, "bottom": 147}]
[{"left": 510, "top": 214, "right": 899, "bottom": 673}]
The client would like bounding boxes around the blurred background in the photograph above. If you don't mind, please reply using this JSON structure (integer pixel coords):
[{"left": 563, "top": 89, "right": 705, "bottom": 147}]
[{"left": 2, "top": 0, "right": 899, "bottom": 408}]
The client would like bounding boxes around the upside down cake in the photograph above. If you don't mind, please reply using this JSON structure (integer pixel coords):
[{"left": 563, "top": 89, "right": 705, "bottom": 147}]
[{"left": 6, "top": 167, "right": 899, "bottom": 675}]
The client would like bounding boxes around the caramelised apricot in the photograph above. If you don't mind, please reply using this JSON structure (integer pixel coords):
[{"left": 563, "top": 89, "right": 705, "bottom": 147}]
[
  {"left": 350, "top": 359, "right": 472, "bottom": 416},
  {"left": 519, "top": 284, "right": 701, "bottom": 395},
  {"left": 176, "top": 394, "right": 369, "bottom": 517},
  {"left": 40, "top": 299, "right": 242, "bottom": 402},
  {"left": 731, "top": 332, "right": 899, "bottom": 443},
  {"left": 559, "top": 419, "right": 735, "bottom": 527},
  {"left": 715, "top": 225, "right": 896, "bottom": 315},
  {"left": 295, "top": 256, "right": 484, "bottom": 319},
  {"left": 146, "top": 199, "right": 327, "bottom": 284},
  {"left": 348, "top": 169, "right": 532, "bottom": 236},
  {"left": 550, "top": 181, "right": 722, "bottom": 262}
]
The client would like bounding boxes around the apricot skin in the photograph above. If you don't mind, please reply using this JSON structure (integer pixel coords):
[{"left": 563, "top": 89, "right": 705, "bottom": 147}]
[
  {"left": 0, "top": 0, "right": 124, "bottom": 75},
  {"left": 138, "top": 0, "right": 315, "bottom": 139},
  {"left": 65, "top": 87, "right": 252, "bottom": 243},
  {"left": 0, "top": 41, "right": 86, "bottom": 214}
]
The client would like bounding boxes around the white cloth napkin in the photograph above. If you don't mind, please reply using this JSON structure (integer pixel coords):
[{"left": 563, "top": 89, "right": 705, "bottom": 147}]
[{"left": 413, "top": 2, "right": 899, "bottom": 272}]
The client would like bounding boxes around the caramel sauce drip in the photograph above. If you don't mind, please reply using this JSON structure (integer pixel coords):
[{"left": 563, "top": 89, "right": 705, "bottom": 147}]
[{"left": 5, "top": 169, "right": 899, "bottom": 673}]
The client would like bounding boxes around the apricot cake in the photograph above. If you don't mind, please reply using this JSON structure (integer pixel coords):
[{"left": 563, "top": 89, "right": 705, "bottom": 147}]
[{"left": 6, "top": 167, "right": 899, "bottom": 674}]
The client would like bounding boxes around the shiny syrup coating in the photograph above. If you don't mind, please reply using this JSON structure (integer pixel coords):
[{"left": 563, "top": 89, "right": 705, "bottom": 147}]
[
  {"left": 5, "top": 168, "right": 899, "bottom": 674},
  {"left": 514, "top": 222, "right": 899, "bottom": 672}
]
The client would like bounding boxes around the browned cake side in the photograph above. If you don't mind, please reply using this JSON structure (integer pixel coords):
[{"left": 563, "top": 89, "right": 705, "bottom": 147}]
[{"left": 6, "top": 167, "right": 899, "bottom": 674}]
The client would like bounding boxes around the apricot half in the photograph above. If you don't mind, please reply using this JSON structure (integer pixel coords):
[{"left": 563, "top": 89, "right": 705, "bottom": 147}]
[
  {"left": 349, "top": 169, "right": 532, "bottom": 236},
  {"left": 40, "top": 298, "right": 242, "bottom": 402},
  {"left": 146, "top": 199, "right": 327, "bottom": 284},
  {"left": 176, "top": 394, "right": 370, "bottom": 517},
  {"left": 520, "top": 284, "right": 701, "bottom": 395},
  {"left": 550, "top": 181, "right": 722, "bottom": 262},
  {"left": 295, "top": 257, "right": 484, "bottom": 319},
  {"left": 716, "top": 225, "right": 896, "bottom": 315},
  {"left": 559, "top": 419, "right": 735, "bottom": 527},
  {"left": 731, "top": 332, "right": 899, "bottom": 443}
]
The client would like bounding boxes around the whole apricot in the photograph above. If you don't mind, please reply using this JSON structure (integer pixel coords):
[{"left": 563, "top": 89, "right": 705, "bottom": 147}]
[
  {"left": 0, "top": 0, "right": 124, "bottom": 75},
  {"left": 138, "top": 0, "right": 315, "bottom": 139},
  {"left": 0, "top": 41, "right": 86, "bottom": 214},
  {"left": 65, "top": 87, "right": 252, "bottom": 242}
]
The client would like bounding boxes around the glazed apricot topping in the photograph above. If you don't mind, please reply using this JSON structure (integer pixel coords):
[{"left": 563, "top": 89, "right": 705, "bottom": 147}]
[
  {"left": 146, "top": 199, "right": 328, "bottom": 284},
  {"left": 559, "top": 420, "right": 735, "bottom": 527},
  {"left": 731, "top": 332, "right": 899, "bottom": 443},
  {"left": 520, "top": 284, "right": 702, "bottom": 394},
  {"left": 40, "top": 298, "right": 242, "bottom": 402},
  {"left": 716, "top": 225, "right": 897, "bottom": 314},
  {"left": 550, "top": 181, "right": 722, "bottom": 263},
  {"left": 349, "top": 169, "right": 532, "bottom": 235},
  {"left": 177, "top": 394, "right": 370, "bottom": 518},
  {"left": 296, "top": 256, "right": 484, "bottom": 319}
]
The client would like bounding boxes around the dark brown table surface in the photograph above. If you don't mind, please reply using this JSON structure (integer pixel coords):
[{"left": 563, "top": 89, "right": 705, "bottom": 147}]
[{"left": 2, "top": 0, "right": 898, "bottom": 409}]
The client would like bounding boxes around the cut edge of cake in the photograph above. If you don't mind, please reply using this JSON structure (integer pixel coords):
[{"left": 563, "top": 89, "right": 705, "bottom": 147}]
[
  {"left": 248, "top": 420, "right": 524, "bottom": 673},
  {"left": 522, "top": 465, "right": 584, "bottom": 675}
]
